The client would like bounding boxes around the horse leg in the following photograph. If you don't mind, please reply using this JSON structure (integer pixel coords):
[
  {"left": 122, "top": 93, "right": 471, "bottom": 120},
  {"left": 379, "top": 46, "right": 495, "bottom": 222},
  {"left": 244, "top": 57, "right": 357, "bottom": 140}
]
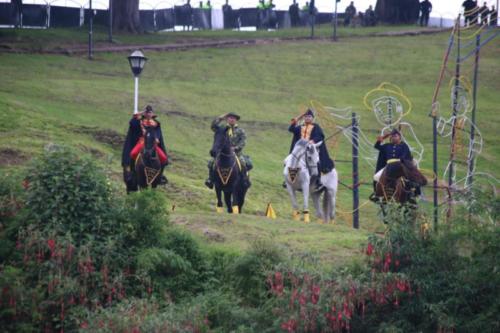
[
  {"left": 302, "top": 179, "right": 310, "bottom": 223},
  {"left": 286, "top": 183, "right": 300, "bottom": 221},
  {"left": 215, "top": 187, "right": 224, "bottom": 213},
  {"left": 224, "top": 190, "right": 233, "bottom": 213},
  {"left": 311, "top": 190, "right": 324, "bottom": 223},
  {"left": 237, "top": 183, "right": 247, "bottom": 214},
  {"left": 231, "top": 184, "right": 240, "bottom": 214},
  {"left": 325, "top": 171, "right": 338, "bottom": 222}
]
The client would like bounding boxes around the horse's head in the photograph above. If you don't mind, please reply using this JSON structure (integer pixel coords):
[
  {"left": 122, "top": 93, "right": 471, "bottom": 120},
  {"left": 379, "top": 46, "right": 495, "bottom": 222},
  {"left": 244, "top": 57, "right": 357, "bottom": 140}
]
[
  {"left": 142, "top": 126, "right": 158, "bottom": 160},
  {"left": 211, "top": 127, "right": 232, "bottom": 157},
  {"left": 401, "top": 159, "right": 428, "bottom": 186},
  {"left": 305, "top": 141, "right": 322, "bottom": 177},
  {"left": 289, "top": 139, "right": 320, "bottom": 177}
]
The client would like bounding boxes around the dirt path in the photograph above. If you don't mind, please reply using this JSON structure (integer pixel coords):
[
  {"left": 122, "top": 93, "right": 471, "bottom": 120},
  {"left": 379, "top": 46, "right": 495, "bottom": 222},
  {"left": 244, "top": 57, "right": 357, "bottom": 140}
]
[{"left": 0, "top": 28, "right": 449, "bottom": 55}]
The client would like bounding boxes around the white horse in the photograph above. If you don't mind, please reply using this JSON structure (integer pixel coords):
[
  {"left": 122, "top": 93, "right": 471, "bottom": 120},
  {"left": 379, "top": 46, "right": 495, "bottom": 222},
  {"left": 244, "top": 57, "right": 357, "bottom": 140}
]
[{"left": 284, "top": 139, "right": 338, "bottom": 223}]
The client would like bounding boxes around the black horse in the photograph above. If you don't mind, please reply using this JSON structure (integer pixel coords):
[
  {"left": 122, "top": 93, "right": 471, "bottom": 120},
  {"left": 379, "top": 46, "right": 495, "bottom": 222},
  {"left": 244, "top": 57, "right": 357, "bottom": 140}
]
[
  {"left": 125, "top": 126, "right": 164, "bottom": 192},
  {"left": 211, "top": 127, "right": 248, "bottom": 214}
]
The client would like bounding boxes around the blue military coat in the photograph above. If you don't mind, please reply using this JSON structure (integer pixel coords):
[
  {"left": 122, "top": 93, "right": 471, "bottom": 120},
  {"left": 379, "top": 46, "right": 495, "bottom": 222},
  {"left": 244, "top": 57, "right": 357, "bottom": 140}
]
[{"left": 374, "top": 141, "right": 413, "bottom": 172}]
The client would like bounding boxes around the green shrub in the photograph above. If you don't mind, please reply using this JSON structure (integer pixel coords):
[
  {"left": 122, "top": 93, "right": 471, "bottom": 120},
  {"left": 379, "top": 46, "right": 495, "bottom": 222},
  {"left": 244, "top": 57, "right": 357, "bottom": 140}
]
[
  {"left": 122, "top": 189, "right": 170, "bottom": 249},
  {"left": 0, "top": 171, "right": 25, "bottom": 262},
  {"left": 231, "top": 239, "right": 286, "bottom": 306},
  {"left": 137, "top": 229, "right": 212, "bottom": 300},
  {"left": 24, "top": 145, "right": 114, "bottom": 242}
]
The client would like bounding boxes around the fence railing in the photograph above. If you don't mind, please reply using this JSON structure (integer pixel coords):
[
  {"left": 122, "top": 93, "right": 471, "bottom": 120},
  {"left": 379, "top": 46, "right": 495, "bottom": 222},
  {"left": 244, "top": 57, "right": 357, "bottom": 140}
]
[{"left": 1, "top": 2, "right": 343, "bottom": 30}]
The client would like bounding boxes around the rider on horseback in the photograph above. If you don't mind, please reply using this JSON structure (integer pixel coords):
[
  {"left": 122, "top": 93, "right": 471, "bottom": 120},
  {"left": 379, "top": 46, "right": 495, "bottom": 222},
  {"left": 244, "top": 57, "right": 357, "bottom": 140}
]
[
  {"left": 371, "top": 128, "right": 413, "bottom": 199},
  {"left": 122, "top": 105, "right": 168, "bottom": 184},
  {"left": 287, "top": 108, "right": 334, "bottom": 187},
  {"left": 205, "top": 112, "right": 253, "bottom": 189}
]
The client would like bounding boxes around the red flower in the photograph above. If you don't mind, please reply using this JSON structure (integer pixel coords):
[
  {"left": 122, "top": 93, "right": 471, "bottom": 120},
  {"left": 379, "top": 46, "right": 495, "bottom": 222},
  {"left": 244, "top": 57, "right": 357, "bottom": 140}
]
[
  {"left": 311, "top": 285, "right": 320, "bottom": 304},
  {"left": 80, "top": 322, "right": 88, "bottom": 329},
  {"left": 366, "top": 243, "right": 374, "bottom": 256},
  {"left": 281, "top": 319, "right": 297, "bottom": 332},
  {"left": 299, "top": 293, "right": 307, "bottom": 305},
  {"left": 47, "top": 239, "right": 56, "bottom": 254}
]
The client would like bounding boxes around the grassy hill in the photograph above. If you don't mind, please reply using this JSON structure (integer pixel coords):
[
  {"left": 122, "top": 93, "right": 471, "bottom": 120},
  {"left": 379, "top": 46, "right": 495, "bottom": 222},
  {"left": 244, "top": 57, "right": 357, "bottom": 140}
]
[{"left": 1, "top": 26, "right": 498, "bottom": 265}]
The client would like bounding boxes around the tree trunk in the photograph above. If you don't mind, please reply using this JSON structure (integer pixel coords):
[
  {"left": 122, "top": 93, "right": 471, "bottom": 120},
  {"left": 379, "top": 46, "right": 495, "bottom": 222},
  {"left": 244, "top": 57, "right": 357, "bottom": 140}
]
[
  {"left": 112, "top": 0, "right": 142, "bottom": 33},
  {"left": 375, "top": 0, "right": 420, "bottom": 24}
]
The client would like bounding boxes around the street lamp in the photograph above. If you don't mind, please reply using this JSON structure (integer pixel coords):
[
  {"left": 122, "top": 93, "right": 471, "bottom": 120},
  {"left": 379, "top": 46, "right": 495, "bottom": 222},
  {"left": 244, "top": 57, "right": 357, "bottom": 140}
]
[{"left": 128, "top": 50, "right": 148, "bottom": 114}]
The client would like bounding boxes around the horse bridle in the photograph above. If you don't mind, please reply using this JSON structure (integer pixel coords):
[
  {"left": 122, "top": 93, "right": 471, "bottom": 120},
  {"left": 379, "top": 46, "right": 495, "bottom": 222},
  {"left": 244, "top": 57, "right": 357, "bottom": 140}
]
[{"left": 290, "top": 145, "right": 317, "bottom": 176}]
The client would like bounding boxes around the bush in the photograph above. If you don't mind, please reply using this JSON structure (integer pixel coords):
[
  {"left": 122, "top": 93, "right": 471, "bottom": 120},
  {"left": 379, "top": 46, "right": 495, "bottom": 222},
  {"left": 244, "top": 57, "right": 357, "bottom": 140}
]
[
  {"left": 231, "top": 239, "right": 286, "bottom": 306},
  {"left": 24, "top": 145, "right": 114, "bottom": 242},
  {"left": 266, "top": 201, "right": 500, "bottom": 332},
  {"left": 122, "top": 189, "right": 170, "bottom": 249},
  {"left": 0, "top": 147, "right": 144, "bottom": 331}
]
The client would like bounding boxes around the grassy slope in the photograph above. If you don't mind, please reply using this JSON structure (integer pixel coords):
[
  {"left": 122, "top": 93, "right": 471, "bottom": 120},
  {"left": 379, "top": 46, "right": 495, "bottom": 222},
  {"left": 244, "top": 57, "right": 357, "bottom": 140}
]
[{"left": 0, "top": 27, "right": 498, "bottom": 265}]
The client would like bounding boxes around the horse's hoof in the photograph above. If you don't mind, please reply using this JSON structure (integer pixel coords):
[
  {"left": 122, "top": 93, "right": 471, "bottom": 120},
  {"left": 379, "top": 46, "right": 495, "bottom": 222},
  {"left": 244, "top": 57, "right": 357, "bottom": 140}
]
[
  {"left": 292, "top": 210, "right": 300, "bottom": 221},
  {"left": 303, "top": 213, "right": 310, "bottom": 223},
  {"left": 232, "top": 206, "right": 239, "bottom": 214},
  {"left": 216, "top": 207, "right": 224, "bottom": 213},
  {"left": 317, "top": 219, "right": 325, "bottom": 224}
]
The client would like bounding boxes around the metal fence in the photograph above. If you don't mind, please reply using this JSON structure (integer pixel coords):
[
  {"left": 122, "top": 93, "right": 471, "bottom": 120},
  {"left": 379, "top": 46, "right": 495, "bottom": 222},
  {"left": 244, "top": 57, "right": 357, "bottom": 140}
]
[{"left": 0, "top": 2, "right": 341, "bottom": 30}]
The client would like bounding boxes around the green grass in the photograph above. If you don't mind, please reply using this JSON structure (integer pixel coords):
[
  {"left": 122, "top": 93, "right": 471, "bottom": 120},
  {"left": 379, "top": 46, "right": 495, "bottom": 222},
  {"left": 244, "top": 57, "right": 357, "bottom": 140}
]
[{"left": 0, "top": 27, "right": 498, "bottom": 265}]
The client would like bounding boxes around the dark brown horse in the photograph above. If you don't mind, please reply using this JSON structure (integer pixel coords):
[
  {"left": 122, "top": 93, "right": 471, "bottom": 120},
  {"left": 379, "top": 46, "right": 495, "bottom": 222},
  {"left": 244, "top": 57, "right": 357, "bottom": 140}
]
[{"left": 375, "top": 159, "right": 428, "bottom": 204}]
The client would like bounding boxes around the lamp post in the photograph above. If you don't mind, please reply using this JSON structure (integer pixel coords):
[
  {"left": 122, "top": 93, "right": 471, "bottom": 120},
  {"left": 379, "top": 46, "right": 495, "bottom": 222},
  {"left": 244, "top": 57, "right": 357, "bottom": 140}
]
[{"left": 128, "top": 50, "right": 148, "bottom": 114}]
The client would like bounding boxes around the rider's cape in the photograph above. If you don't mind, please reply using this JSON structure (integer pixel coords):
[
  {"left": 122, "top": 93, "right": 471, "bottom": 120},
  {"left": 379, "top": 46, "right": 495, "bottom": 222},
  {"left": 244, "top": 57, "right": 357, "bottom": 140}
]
[
  {"left": 374, "top": 141, "right": 413, "bottom": 172},
  {"left": 289, "top": 123, "right": 335, "bottom": 174},
  {"left": 122, "top": 116, "right": 166, "bottom": 167}
]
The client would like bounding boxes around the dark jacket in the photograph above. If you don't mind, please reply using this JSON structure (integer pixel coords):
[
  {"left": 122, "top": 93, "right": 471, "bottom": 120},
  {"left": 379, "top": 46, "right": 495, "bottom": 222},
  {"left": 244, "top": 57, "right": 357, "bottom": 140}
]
[
  {"left": 289, "top": 123, "right": 334, "bottom": 173},
  {"left": 374, "top": 141, "right": 413, "bottom": 172}
]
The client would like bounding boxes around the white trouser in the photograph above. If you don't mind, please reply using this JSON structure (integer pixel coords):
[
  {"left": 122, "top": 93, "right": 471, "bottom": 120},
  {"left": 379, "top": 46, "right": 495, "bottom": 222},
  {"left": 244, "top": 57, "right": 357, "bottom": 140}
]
[{"left": 373, "top": 167, "right": 385, "bottom": 182}]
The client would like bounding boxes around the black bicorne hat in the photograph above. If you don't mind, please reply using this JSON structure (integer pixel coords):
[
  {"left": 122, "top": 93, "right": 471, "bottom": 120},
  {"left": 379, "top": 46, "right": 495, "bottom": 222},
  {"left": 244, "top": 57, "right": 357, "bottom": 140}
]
[
  {"left": 304, "top": 108, "right": 315, "bottom": 117},
  {"left": 390, "top": 128, "right": 401, "bottom": 136}
]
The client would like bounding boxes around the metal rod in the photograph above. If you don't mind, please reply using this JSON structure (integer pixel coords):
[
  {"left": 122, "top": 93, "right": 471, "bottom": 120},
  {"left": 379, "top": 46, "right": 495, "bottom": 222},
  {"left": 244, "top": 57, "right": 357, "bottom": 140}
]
[
  {"left": 460, "top": 30, "right": 499, "bottom": 62},
  {"left": 333, "top": 0, "right": 338, "bottom": 41},
  {"left": 430, "top": 19, "right": 457, "bottom": 229},
  {"left": 432, "top": 114, "right": 438, "bottom": 229},
  {"left": 88, "top": 0, "right": 93, "bottom": 60},
  {"left": 466, "top": 34, "right": 481, "bottom": 188},
  {"left": 310, "top": 0, "right": 315, "bottom": 39},
  {"left": 352, "top": 112, "right": 359, "bottom": 229},
  {"left": 448, "top": 15, "right": 461, "bottom": 190},
  {"left": 108, "top": 0, "right": 113, "bottom": 43},
  {"left": 134, "top": 76, "right": 139, "bottom": 114}
]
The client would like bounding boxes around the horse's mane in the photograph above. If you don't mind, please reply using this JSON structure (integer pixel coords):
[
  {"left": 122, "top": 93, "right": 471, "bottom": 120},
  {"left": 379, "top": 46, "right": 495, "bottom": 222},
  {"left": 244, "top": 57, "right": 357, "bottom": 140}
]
[{"left": 292, "top": 139, "right": 308, "bottom": 153}]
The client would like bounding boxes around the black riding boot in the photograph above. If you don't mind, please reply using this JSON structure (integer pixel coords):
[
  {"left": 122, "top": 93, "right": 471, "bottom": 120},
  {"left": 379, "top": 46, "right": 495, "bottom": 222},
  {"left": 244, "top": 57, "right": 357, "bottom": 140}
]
[
  {"left": 369, "top": 181, "right": 378, "bottom": 202},
  {"left": 205, "top": 166, "right": 214, "bottom": 189},
  {"left": 159, "top": 166, "right": 168, "bottom": 185},
  {"left": 243, "top": 171, "right": 251, "bottom": 188}
]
